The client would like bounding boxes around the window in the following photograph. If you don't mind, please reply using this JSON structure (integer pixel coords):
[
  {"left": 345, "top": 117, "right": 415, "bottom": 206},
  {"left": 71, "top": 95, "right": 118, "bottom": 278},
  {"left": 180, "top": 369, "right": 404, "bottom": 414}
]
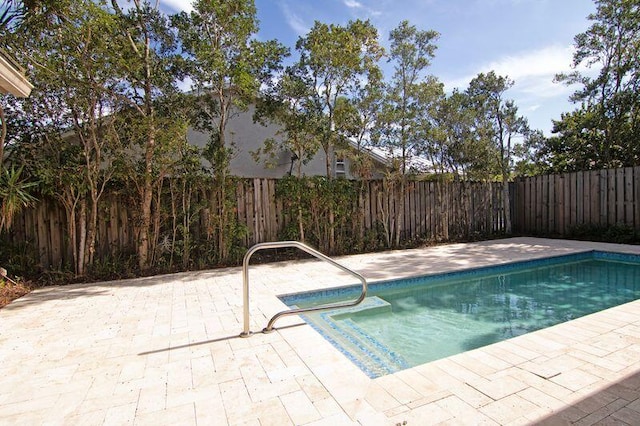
[{"left": 335, "top": 156, "right": 346, "bottom": 178}]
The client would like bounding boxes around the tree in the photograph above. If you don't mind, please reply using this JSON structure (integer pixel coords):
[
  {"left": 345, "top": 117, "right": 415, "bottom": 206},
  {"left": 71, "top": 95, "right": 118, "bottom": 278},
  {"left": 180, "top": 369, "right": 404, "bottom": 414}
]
[
  {"left": 255, "top": 68, "right": 321, "bottom": 178},
  {"left": 374, "top": 20, "right": 441, "bottom": 176},
  {"left": 0, "top": 0, "right": 65, "bottom": 35},
  {"left": 430, "top": 90, "right": 495, "bottom": 180},
  {"left": 110, "top": 0, "right": 185, "bottom": 270},
  {"left": 172, "top": 0, "right": 286, "bottom": 262},
  {"left": 513, "top": 129, "right": 549, "bottom": 176},
  {"left": 552, "top": 0, "right": 640, "bottom": 169},
  {"left": 295, "top": 19, "right": 383, "bottom": 178},
  {"left": 467, "top": 71, "right": 528, "bottom": 234},
  {"left": 370, "top": 20, "right": 443, "bottom": 244},
  {"left": 334, "top": 66, "right": 385, "bottom": 179},
  {"left": 4, "top": 0, "right": 124, "bottom": 274}
]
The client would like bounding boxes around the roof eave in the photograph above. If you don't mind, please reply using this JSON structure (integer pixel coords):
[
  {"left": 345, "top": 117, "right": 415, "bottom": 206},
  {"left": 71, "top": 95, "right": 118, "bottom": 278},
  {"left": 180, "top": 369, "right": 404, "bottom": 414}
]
[{"left": 0, "top": 49, "right": 33, "bottom": 98}]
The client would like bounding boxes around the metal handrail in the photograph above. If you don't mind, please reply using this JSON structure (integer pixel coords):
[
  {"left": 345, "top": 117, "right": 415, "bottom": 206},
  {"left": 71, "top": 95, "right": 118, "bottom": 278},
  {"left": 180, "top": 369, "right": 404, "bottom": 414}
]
[{"left": 240, "top": 241, "right": 368, "bottom": 337}]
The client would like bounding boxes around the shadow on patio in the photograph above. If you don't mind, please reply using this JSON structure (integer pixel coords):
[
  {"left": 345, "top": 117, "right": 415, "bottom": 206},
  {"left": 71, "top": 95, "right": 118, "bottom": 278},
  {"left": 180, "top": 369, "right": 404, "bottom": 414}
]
[{"left": 536, "top": 367, "right": 640, "bottom": 424}]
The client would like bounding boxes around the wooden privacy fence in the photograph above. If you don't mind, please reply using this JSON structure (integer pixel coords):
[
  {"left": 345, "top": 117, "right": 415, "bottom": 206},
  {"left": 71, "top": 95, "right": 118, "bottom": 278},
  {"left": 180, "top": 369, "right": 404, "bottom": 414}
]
[
  {"left": 234, "top": 179, "right": 506, "bottom": 247},
  {"left": 512, "top": 166, "right": 640, "bottom": 235},
  {"left": 8, "top": 178, "right": 507, "bottom": 270}
]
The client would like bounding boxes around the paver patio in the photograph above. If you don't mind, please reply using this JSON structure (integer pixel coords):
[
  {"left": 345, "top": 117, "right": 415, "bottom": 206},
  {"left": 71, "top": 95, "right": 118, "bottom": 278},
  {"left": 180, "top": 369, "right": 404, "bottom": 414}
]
[{"left": 2, "top": 237, "right": 640, "bottom": 425}]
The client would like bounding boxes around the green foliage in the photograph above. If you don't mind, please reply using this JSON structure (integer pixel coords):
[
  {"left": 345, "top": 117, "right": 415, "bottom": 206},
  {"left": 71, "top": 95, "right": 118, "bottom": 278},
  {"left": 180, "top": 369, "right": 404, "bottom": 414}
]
[
  {"left": 5, "top": 1, "right": 618, "bottom": 283},
  {"left": 466, "top": 71, "right": 528, "bottom": 178},
  {"left": 255, "top": 69, "right": 323, "bottom": 176},
  {"left": 430, "top": 90, "right": 495, "bottom": 180},
  {"left": 548, "top": 0, "right": 640, "bottom": 171},
  {"left": 373, "top": 20, "right": 442, "bottom": 176},
  {"left": 173, "top": 0, "right": 287, "bottom": 143},
  {"left": 294, "top": 19, "right": 383, "bottom": 178},
  {"left": 566, "top": 223, "right": 640, "bottom": 245},
  {"left": 0, "top": 166, "right": 37, "bottom": 231},
  {"left": 87, "top": 250, "right": 138, "bottom": 281},
  {"left": 173, "top": 0, "right": 284, "bottom": 266},
  {"left": 276, "top": 176, "right": 369, "bottom": 254},
  {"left": 0, "top": 237, "right": 39, "bottom": 278},
  {"left": 466, "top": 71, "right": 529, "bottom": 233}
]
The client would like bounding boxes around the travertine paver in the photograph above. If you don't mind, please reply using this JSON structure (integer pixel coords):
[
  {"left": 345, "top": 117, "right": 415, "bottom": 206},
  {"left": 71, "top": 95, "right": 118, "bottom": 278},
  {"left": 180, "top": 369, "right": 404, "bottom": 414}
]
[{"left": 2, "top": 237, "right": 640, "bottom": 424}]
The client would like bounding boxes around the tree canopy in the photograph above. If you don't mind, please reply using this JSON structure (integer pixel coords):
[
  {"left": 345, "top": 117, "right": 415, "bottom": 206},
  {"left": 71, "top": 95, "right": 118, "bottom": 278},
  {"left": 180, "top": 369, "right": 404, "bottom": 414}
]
[
  {"left": 537, "top": 0, "right": 640, "bottom": 172},
  {"left": 4, "top": 0, "right": 622, "bottom": 274}
]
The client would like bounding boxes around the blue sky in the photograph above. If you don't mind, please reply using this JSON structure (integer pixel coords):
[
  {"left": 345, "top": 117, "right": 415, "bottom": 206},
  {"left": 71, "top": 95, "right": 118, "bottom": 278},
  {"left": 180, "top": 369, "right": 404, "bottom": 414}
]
[{"left": 162, "top": 0, "right": 597, "bottom": 135}]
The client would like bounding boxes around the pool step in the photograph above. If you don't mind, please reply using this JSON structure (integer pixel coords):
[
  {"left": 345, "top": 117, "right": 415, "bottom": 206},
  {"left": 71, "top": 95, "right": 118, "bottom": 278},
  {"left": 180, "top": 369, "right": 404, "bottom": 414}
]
[
  {"left": 319, "top": 297, "right": 409, "bottom": 376},
  {"left": 329, "top": 295, "right": 393, "bottom": 320}
]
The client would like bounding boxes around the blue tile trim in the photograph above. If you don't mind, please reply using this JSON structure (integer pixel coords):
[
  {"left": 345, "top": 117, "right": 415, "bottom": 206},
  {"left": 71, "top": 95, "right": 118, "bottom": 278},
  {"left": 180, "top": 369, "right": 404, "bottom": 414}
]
[
  {"left": 338, "top": 318, "right": 410, "bottom": 371},
  {"left": 279, "top": 251, "right": 614, "bottom": 306},
  {"left": 299, "top": 313, "right": 386, "bottom": 378}
]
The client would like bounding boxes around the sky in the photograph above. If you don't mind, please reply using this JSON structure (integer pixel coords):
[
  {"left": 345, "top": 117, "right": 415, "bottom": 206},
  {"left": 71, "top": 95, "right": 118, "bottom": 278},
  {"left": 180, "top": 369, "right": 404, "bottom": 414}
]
[{"left": 160, "top": 0, "right": 598, "bottom": 136}]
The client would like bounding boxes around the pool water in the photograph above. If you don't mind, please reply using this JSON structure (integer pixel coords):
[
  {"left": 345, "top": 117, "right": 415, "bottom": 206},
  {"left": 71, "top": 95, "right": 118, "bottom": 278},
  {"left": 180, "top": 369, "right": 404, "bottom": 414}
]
[{"left": 280, "top": 251, "right": 640, "bottom": 378}]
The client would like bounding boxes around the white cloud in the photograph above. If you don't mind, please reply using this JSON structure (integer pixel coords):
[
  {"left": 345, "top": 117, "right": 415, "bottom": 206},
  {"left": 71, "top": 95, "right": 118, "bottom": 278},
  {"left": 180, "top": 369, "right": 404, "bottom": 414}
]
[
  {"left": 343, "top": 0, "right": 382, "bottom": 18},
  {"left": 444, "top": 44, "right": 576, "bottom": 92},
  {"left": 440, "top": 43, "right": 597, "bottom": 103},
  {"left": 280, "top": 2, "right": 310, "bottom": 36},
  {"left": 439, "top": 44, "right": 598, "bottom": 134},
  {"left": 344, "top": 0, "right": 364, "bottom": 8},
  {"left": 161, "top": 0, "right": 194, "bottom": 13}
]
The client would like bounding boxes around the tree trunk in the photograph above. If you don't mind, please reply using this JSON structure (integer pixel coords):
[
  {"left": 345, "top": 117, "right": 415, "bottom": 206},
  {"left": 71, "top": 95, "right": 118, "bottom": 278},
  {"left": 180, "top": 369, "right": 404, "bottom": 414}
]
[
  {"left": 150, "top": 180, "right": 163, "bottom": 266},
  {"left": 378, "top": 180, "right": 391, "bottom": 248},
  {"left": 324, "top": 146, "right": 332, "bottom": 178},
  {"left": 0, "top": 104, "right": 6, "bottom": 171},
  {"left": 297, "top": 193, "right": 305, "bottom": 242},
  {"left": 85, "top": 194, "right": 98, "bottom": 270},
  {"left": 182, "top": 179, "right": 191, "bottom": 268},
  {"left": 328, "top": 207, "right": 335, "bottom": 253},
  {"left": 77, "top": 198, "right": 87, "bottom": 276},
  {"left": 138, "top": 182, "right": 153, "bottom": 270},
  {"left": 169, "top": 180, "right": 177, "bottom": 268},
  {"left": 63, "top": 196, "right": 78, "bottom": 275}
]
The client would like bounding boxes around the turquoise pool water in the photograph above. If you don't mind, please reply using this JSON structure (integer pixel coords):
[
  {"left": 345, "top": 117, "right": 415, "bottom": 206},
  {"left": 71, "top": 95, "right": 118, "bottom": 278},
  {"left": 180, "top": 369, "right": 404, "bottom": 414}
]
[{"left": 280, "top": 251, "right": 640, "bottom": 378}]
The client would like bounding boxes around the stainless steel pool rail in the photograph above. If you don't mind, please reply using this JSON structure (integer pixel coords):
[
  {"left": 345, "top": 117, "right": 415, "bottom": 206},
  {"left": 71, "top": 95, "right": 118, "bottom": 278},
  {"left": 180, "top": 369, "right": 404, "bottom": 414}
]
[{"left": 240, "top": 241, "right": 368, "bottom": 337}]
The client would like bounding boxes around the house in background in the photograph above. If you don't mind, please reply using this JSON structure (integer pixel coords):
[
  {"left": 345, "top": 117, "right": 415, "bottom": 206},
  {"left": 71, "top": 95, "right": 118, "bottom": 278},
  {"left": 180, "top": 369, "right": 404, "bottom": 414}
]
[
  {"left": 187, "top": 104, "right": 391, "bottom": 179},
  {"left": 0, "top": 48, "right": 33, "bottom": 98}
]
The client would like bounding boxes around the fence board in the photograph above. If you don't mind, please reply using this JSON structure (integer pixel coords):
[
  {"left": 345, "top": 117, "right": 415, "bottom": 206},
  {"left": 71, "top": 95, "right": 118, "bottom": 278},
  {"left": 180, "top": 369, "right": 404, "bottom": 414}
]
[
  {"left": 616, "top": 168, "right": 625, "bottom": 223},
  {"left": 576, "top": 171, "right": 584, "bottom": 225},
  {"left": 635, "top": 166, "right": 640, "bottom": 228},
  {"left": 570, "top": 172, "right": 578, "bottom": 228},
  {"left": 582, "top": 171, "right": 591, "bottom": 224},
  {"left": 267, "top": 179, "right": 277, "bottom": 241},
  {"left": 625, "top": 167, "right": 633, "bottom": 225},
  {"left": 542, "top": 175, "right": 549, "bottom": 234},
  {"left": 563, "top": 172, "right": 571, "bottom": 230},
  {"left": 600, "top": 169, "right": 608, "bottom": 225},
  {"left": 589, "top": 170, "right": 599, "bottom": 226},
  {"left": 547, "top": 175, "right": 555, "bottom": 233},
  {"left": 512, "top": 166, "right": 640, "bottom": 234},
  {"left": 608, "top": 170, "right": 616, "bottom": 225},
  {"left": 556, "top": 174, "right": 564, "bottom": 234}
]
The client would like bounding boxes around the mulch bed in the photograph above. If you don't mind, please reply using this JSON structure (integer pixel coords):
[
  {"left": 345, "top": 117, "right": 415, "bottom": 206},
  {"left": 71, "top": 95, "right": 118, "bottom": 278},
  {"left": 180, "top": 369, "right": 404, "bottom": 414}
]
[{"left": 0, "top": 281, "right": 32, "bottom": 309}]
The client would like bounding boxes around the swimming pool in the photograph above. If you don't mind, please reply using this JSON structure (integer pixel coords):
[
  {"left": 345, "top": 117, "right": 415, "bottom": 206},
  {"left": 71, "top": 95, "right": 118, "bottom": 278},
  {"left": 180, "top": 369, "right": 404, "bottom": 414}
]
[{"left": 280, "top": 251, "right": 640, "bottom": 378}]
